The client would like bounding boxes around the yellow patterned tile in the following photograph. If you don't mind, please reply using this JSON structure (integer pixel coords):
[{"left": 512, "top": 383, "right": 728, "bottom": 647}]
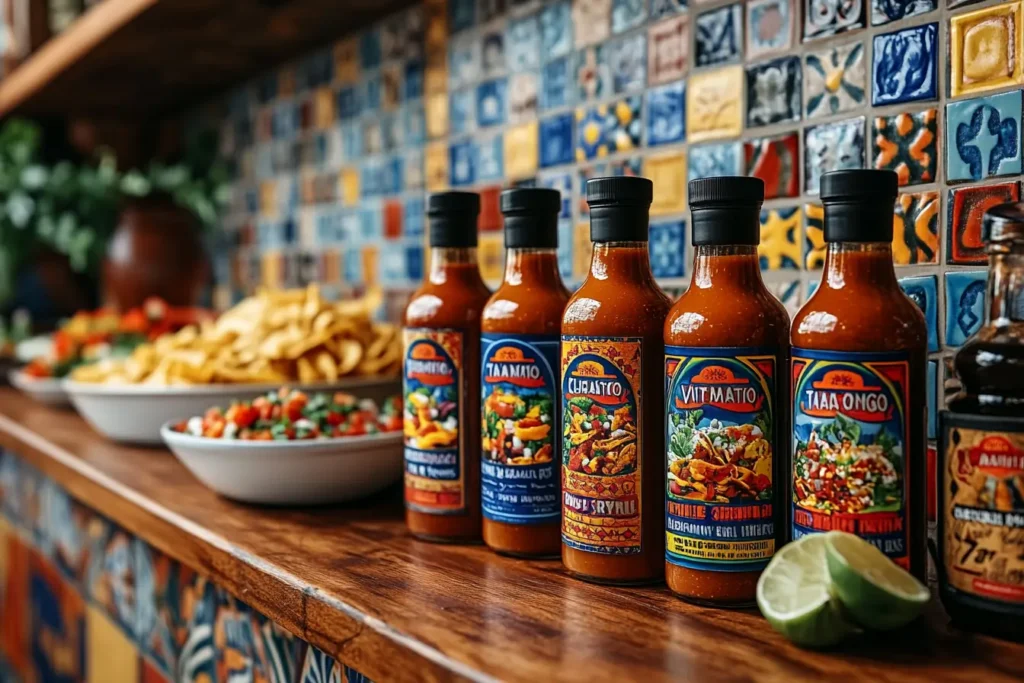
[
  {"left": 645, "top": 152, "right": 687, "bottom": 216},
  {"left": 362, "top": 245, "right": 379, "bottom": 286},
  {"left": 259, "top": 180, "right": 277, "bottom": 218},
  {"left": 686, "top": 65, "right": 743, "bottom": 143},
  {"left": 262, "top": 251, "right": 283, "bottom": 288},
  {"left": 313, "top": 88, "right": 335, "bottom": 129},
  {"left": 425, "top": 142, "right": 449, "bottom": 192},
  {"left": 950, "top": 2, "right": 1024, "bottom": 97},
  {"left": 479, "top": 234, "right": 504, "bottom": 282},
  {"left": 333, "top": 37, "right": 359, "bottom": 84},
  {"left": 426, "top": 91, "right": 449, "bottom": 139},
  {"left": 87, "top": 605, "right": 138, "bottom": 683},
  {"left": 803, "top": 203, "right": 826, "bottom": 269},
  {"left": 759, "top": 207, "right": 803, "bottom": 270},
  {"left": 425, "top": 64, "right": 448, "bottom": 95},
  {"left": 340, "top": 167, "right": 360, "bottom": 207},
  {"left": 504, "top": 122, "right": 539, "bottom": 180},
  {"left": 573, "top": 222, "right": 593, "bottom": 280}
]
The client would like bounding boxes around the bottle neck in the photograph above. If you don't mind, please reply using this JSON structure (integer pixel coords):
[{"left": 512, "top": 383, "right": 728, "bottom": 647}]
[
  {"left": 428, "top": 247, "right": 483, "bottom": 285},
  {"left": 821, "top": 242, "right": 899, "bottom": 291},
  {"left": 588, "top": 241, "right": 657, "bottom": 285},
  {"left": 987, "top": 244, "right": 1024, "bottom": 326},
  {"left": 690, "top": 245, "right": 763, "bottom": 290},
  {"left": 502, "top": 248, "right": 563, "bottom": 287}
]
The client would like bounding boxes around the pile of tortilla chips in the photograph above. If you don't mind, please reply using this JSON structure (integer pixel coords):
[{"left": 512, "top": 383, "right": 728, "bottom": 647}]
[{"left": 70, "top": 286, "right": 400, "bottom": 385}]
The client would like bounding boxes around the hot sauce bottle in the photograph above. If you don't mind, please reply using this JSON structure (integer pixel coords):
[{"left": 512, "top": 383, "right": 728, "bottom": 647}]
[
  {"left": 561, "top": 177, "right": 672, "bottom": 584},
  {"left": 481, "top": 189, "right": 569, "bottom": 557},
  {"left": 939, "top": 202, "right": 1024, "bottom": 642},
  {"left": 664, "top": 177, "right": 790, "bottom": 606},
  {"left": 791, "top": 169, "right": 928, "bottom": 581},
  {"left": 403, "top": 192, "right": 491, "bottom": 543}
]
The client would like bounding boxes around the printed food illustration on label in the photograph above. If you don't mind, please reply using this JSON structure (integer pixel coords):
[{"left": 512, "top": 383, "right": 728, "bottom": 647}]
[
  {"left": 561, "top": 336, "right": 643, "bottom": 555},
  {"left": 403, "top": 329, "right": 465, "bottom": 513},
  {"left": 665, "top": 349, "right": 776, "bottom": 571},
  {"left": 481, "top": 334, "right": 560, "bottom": 524},
  {"left": 792, "top": 349, "right": 911, "bottom": 567}
]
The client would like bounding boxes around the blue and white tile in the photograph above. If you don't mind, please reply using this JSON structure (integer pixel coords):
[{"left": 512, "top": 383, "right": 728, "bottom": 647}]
[
  {"left": 403, "top": 103, "right": 427, "bottom": 146},
  {"left": 945, "top": 270, "right": 987, "bottom": 347},
  {"left": 572, "top": 0, "right": 613, "bottom": 48},
  {"left": 696, "top": 4, "right": 743, "bottom": 67},
  {"left": 747, "top": 0, "right": 795, "bottom": 59},
  {"left": 599, "top": 32, "right": 647, "bottom": 94},
  {"left": 336, "top": 86, "right": 362, "bottom": 120},
  {"left": 804, "top": 41, "right": 866, "bottom": 119},
  {"left": 363, "top": 72, "right": 383, "bottom": 114},
  {"left": 404, "top": 61, "right": 424, "bottom": 101},
  {"left": 507, "top": 14, "right": 541, "bottom": 72},
  {"left": 404, "top": 196, "right": 426, "bottom": 238},
  {"left": 650, "top": 0, "right": 687, "bottom": 19},
  {"left": 449, "top": 33, "right": 481, "bottom": 88},
  {"left": 405, "top": 148, "right": 425, "bottom": 189},
  {"left": 871, "top": 0, "right": 936, "bottom": 26},
  {"left": 899, "top": 274, "right": 939, "bottom": 352},
  {"left": 649, "top": 220, "right": 687, "bottom": 278},
  {"left": 927, "top": 359, "right": 938, "bottom": 440},
  {"left": 405, "top": 242, "right": 425, "bottom": 282},
  {"left": 540, "top": 171, "right": 574, "bottom": 218},
  {"left": 871, "top": 23, "right": 938, "bottom": 106},
  {"left": 340, "top": 122, "right": 362, "bottom": 163},
  {"left": 575, "top": 97, "right": 641, "bottom": 160},
  {"left": 647, "top": 80, "right": 686, "bottom": 146},
  {"left": 509, "top": 72, "right": 539, "bottom": 123},
  {"left": 450, "top": 140, "right": 478, "bottom": 187},
  {"left": 449, "top": 0, "right": 477, "bottom": 32},
  {"left": 540, "top": 113, "right": 576, "bottom": 167},
  {"left": 379, "top": 112, "right": 402, "bottom": 152},
  {"left": 803, "top": 0, "right": 864, "bottom": 41},
  {"left": 769, "top": 280, "right": 803, "bottom": 319},
  {"left": 540, "top": 1, "right": 573, "bottom": 58},
  {"left": 746, "top": 56, "right": 802, "bottom": 127},
  {"left": 803, "top": 117, "right": 865, "bottom": 194},
  {"left": 541, "top": 57, "right": 575, "bottom": 110},
  {"left": 612, "top": 0, "right": 647, "bottom": 33},
  {"left": 481, "top": 27, "right": 506, "bottom": 77},
  {"left": 557, "top": 218, "right": 574, "bottom": 280},
  {"left": 946, "top": 91, "right": 1022, "bottom": 183},
  {"left": 477, "top": 134, "right": 505, "bottom": 181},
  {"left": 450, "top": 88, "right": 476, "bottom": 136},
  {"left": 360, "top": 30, "right": 382, "bottom": 69},
  {"left": 688, "top": 142, "right": 743, "bottom": 180},
  {"left": 476, "top": 78, "right": 508, "bottom": 127},
  {"left": 576, "top": 46, "right": 611, "bottom": 100}
]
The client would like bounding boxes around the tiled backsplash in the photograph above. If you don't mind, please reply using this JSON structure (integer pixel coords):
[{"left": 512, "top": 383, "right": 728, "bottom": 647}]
[{"left": 197, "top": 0, "right": 1024, "bottom": 431}]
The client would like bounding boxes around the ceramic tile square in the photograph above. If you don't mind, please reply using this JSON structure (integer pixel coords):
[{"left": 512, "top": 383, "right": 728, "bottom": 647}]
[
  {"left": 945, "top": 270, "right": 988, "bottom": 346},
  {"left": 769, "top": 280, "right": 803, "bottom": 318},
  {"left": 947, "top": 182, "right": 1020, "bottom": 264},
  {"left": 573, "top": 221, "right": 593, "bottom": 278},
  {"left": 686, "top": 65, "right": 744, "bottom": 142},
  {"left": 509, "top": 72, "right": 539, "bottom": 123},
  {"left": 758, "top": 207, "right": 802, "bottom": 269},
  {"left": 688, "top": 142, "right": 743, "bottom": 180},
  {"left": 600, "top": 33, "right": 647, "bottom": 95},
  {"left": 476, "top": 78, "right": 508, "bottom": 127},
  {"left": 541, "top": 1, "right": 573, "bottom": 58},
  {"left": 804, "top": 41, "right": 866, "bottom": 119},
  {"left": 946, "top": 91, "right": 1023, "bottom": 182},
  {"left": 575, "top": 97, "right": 642, "bottom": 161},
  {"left": 29, "top": 551, "right": 86, "bottom": 683},
  {"left": 651, "top": 0, "right": 688, "bottom": 18},
  {"left": 576, "top": 47, "right": 610, "bottom": 100},
  {"left": 425, "top": 141, "right": 449, "bottom": 191},
  {"left": 893, "top": 190, "right": 940, "bottom": 264},
  {"left": 449, "top": 34, "right": 481, "bottom": 88},
  {"left": 871, "top": 23, "right": 938, "bottom": 106},
  {"left": 333, "top": 38, "right": 359, "bottom": 84},
  {"left": 479, "top": 186, "right": 503, "bottom": 231},
  {"left": 477, "top": 134, "right": 505, "bottom": 181},
  {"left": 507, "top": 14, "right": 541, "bottom": 71},
  {"left": 950, "top": 2, "right": 1024, "bottom": 98},
  {"left": 696, "top": 4, "right": 743, "bottom": 67},
  {"left": 360, "top": 30, "right": 382, "bottom": 69},
  {"left": 541, "top": 57, "right": 574, "bottom": 110},
  {"left": 450, "top": 0, "right": 477, "bottom": 32},
  {"left": 406, "top": 243, "right": 425, "bottom": 281},
  {"left": 481, "top": 28, "right": 506, "bottom": 77},
  {"left": 745, "top": 132, "right": 800, "bottom": 198},
  {"left": 648, "top": 15, "right": 689, "bottom": 85},
  {"left": 505, "top": 122, "right": 540, "bottom": 179},
  {"left": 899, "top": 274, "right": 939, "bottom": 352},
  {"left": 300, "top": 646, "right": 342, "bottom": 683},
  {"left": 425, "top": 62, "right": 448, "bottom": 95},
  {"left": 134, "top": 541, "right": 183, "bottom": 677},
  {"left": 747, "top": 0, "right": 796, "bottom": 59},
  {"left": 804, "top": 0, "right": 865, "bottom": 41},
  {"left": 85, "top": 521, "right": 137, "bottom": 639},
  {"left": 645, "top": 152, "right": 687, "bottom": 216},
  {"left": 612, "top": 0, "right": 647, "bottom": 33},
  {"left": 804, "top": 117, "right": 866, "bottom": 194},
  {"left": 479, "top": 234, "right": 505, "bottom": 280},
  {"left": 447, "top": 88, "right": 476, "bottom": 134},
  {"left": 649, "top": 220, "right": 687, "bottom": 277},
  {"left": 404, "top": 103, "right": 427, "bottom": 146},
  {"left": 872, "top": 109, "right": 938, "bottom": 186},
  {"left": 541, "top": 172, "right": 574, "bottom": 218},
  {"left": 578, "top": 164, "right": 609, "bottom": 215},
  {"left": 87, "top": 605, "right": 138, "bottom": 683},
  {"left": 426, "top": 92, "right": 449, "bottom": 138},
  {"left": 573, "top": 0, "right": 612, "bottom": 47},
  {"left": 558, "top": 218, "right": 574, "bottom": 279},
  {"left": 872, "top": 0, "right": 936, "bottom": 26},
  {"left": 384, "top": 199, "right": 404, "bottom": 239},
  {"left": 804, "top": 202, "right": 826, "bottom": 268},
  {"left": 746, "top": 57, "right": 801, "bottom": 127},
  {"left": 364, "top": 73, "right": 384, "bottom": 115},
  {"left": 647, "top": 81, "right": 686, "bottom": 146},
  {"left": 540, "top": 113, "right": 576, "bottom": 167}
]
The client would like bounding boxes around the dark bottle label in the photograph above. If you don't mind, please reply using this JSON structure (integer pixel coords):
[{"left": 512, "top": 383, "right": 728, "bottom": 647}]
[
  {"left": 481, "top": 334, "right": 560, "bottom": 525},
  {"left": 665, "top": 347, "right": 777, "bottom": 572},
  {"left": 791, "top": 348, "right": 912, "bottom": 569}
]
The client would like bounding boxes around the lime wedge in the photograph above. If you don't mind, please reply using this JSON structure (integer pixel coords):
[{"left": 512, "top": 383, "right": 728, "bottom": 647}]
[
  {"left": 824, "top": 531, "right": 930, "bottom": 631},
  {"left": 756, "top": 534, "right": 858, "bottom": 648}
]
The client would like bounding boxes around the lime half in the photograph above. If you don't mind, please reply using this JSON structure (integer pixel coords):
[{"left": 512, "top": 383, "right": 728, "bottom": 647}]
[
  {"left": 825, "top": 531, "right": 929, "bottom": 631},
  {"left": 756, "top": 534, "right": 858, "bottom": 648}
]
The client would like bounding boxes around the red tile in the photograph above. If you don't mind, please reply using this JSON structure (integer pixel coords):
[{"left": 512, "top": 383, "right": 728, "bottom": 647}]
[
  {"left": 745, "top": 132, "right": 800, "bottom": 199},
  {"left": 383, "top": 200, "right": 403, "bottom": 240},
  {"left": 479, "top": 186, "right": 502, "bottom": 232},
  {"left": 947, "top": 182, "right": 1020, "bottom": 264},
  {"left": 0, "top": 529, "right": 31, "bottom": 678}
]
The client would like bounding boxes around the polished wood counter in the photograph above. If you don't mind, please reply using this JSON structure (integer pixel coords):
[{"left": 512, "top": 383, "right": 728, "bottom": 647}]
[{"left": 0, "top": 389, "right": 1020, "bottom": 683}]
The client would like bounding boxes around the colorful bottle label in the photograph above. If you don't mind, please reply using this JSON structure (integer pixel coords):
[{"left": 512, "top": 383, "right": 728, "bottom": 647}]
[
  {"left": 403, "top": 329, "right": 465, "bottom": 514},
  {"left": 665, "top": 347, "right": 777, "bottom": 572},
  {"left": 941, "top": 413, "right": 1024, "bottom": 603},
  {"left": 481, "top": 333, "right": 560, "bottom": 525},
  {"left": 561, "top": 336, "right": 643, "bottom": 555},
  {"left": 791, "top": 348, "right": 912, "bottom": 568}
]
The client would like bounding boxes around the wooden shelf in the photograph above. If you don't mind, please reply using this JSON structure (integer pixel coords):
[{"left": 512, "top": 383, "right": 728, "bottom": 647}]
[
  {"left": 1, "top": 390, "right": 1023, "bottom": 683},
  {"left": 0, "top": 0, "right": 413, "bottom": 117}
]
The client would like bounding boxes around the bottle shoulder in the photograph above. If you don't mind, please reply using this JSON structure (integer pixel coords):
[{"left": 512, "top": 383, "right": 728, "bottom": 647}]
[
  {"left": 482, "top": 282, "right": 569, "bottom": 334},
  {"left": 665, "top": 285, "right": 790, "bottom": 348},
  {"left": 563, "top": 277, "right": 671, "bottom": 336},
  {"left": 791, "top": 283, "right": 927, "bottom": 352},
  {"left": 404, "top": 281, "right": 492, "bottom": 328}
]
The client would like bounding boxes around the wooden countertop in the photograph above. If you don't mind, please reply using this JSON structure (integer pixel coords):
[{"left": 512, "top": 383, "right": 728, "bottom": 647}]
[{"left": 0, "top": 389, "right": 1021, "bottom": 682}]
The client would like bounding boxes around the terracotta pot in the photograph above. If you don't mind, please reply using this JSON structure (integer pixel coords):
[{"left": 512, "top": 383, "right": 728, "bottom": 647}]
[{"left": 102, "top": 196, "right": 210, "bottom": 310}]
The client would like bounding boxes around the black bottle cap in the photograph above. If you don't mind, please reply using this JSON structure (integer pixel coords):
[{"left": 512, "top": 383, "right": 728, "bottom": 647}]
[
  {"left": 819, "top": 169, "right": 898, "bottom": 243},
  {"left": 500, "top": 188, "right": 561, "bottom": 249},
  {"left": 982, "top": 202, "right": 1024, "bottom": 244},
  {"left": 688, "top": 176, "right": 764, "bottom": 246},
  {"left": 428, "top": 191, "right": 480, "bottom": 248},
  {"left": 586, "top": 176, "right": 653, "bottom": 242}
]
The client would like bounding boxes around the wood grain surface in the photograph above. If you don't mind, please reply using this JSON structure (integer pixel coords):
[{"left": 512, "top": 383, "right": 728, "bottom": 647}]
[{"left": 0, "top": 389, "right": 1021, "bottom": 682}]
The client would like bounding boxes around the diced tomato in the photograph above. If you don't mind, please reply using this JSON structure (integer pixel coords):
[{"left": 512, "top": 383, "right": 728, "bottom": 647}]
[
  {"left": 225, "top": 404, "right": 259, "bottom": 429},
  {"left": 204, "top": 421, "right": 225, "bottom": 438},
  {"left": 284, "top": 394, "right": 308, "bottom": 421},
  {"left": 53, "top": 331, "right": 75, "bottom": 359},
  {"left": 119, "top": 309, "right": 149, "bottom": 334},
  {"left": 250, "top": 430, "right": 274, "bottom": 441},
  {"left": 326, "top": 411, "right": 344, "bottom": 426}
]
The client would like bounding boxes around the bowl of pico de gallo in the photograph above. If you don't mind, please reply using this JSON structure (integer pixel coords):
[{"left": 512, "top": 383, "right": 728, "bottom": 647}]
[{"left": 161, "top": 388, "right": 403, "bottom": 505}]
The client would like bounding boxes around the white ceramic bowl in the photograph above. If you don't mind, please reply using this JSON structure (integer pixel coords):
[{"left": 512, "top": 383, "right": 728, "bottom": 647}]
[
  {"left": 9, "top": 369, "right": 71, "bottom": 407},
  {"left": 63, "top": 377, "right": 400, "bottom": 445},
  {"left": 161, "top": 423, "right": 403, "bottom": 505}
]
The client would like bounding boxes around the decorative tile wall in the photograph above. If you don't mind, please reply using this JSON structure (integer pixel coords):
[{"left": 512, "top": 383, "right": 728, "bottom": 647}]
[
  {"left": 0, "top": 450, "right": 375, "bottom": 683},
  {"left": 196, "top": 0, "right": 1024, "bottom": 441}
]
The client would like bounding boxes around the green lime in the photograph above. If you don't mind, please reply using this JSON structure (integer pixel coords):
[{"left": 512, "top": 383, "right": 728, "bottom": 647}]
[
  {"left": 824, "top": 531, "right": 930, "bottom": 631},
  {"left": 756, "top": 534, "right": 858, "bottom": 648}
]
